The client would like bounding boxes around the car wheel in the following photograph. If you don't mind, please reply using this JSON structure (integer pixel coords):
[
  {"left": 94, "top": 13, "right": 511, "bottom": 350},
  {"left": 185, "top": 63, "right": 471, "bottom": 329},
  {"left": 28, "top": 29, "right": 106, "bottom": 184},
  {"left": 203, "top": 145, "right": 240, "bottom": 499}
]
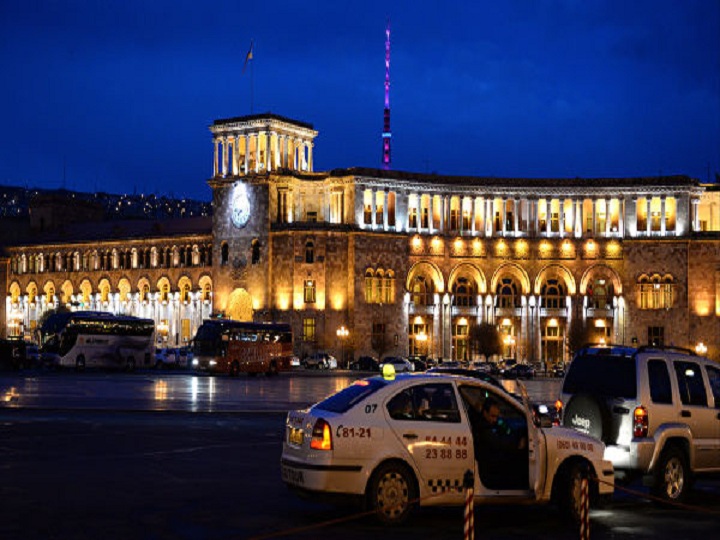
[
  {"left": 562, "top": 393, "right": 611, "bottom": 443},
  {"left": 126, "top": 357, "right": 136, "bottom": 372},
  {"left": 652, "top": 446, "right": 689, "bottom": 503},
  {"left": 556, "top": 462, "right": 588, "bottom": 523},
  {"left": 367, "top": 462, "right": 417, "bottom": 524},
  {"left": 76, "top": 355, "right": 86, "bottom": 372}
]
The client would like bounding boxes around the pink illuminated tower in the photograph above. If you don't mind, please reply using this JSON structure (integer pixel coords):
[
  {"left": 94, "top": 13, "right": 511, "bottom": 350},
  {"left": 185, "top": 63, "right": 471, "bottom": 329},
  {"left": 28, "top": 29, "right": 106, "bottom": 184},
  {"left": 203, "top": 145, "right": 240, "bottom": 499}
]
[{"left": 382, "top": 20, "right": 391, "bottom": 170}]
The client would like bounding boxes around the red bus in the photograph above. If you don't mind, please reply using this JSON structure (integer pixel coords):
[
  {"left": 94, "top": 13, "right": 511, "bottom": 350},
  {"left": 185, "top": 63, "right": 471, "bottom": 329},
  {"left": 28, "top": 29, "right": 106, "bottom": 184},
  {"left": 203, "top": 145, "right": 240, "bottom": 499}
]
[{"left": 191, "top": 320, "right": 293, "bottom": 376}]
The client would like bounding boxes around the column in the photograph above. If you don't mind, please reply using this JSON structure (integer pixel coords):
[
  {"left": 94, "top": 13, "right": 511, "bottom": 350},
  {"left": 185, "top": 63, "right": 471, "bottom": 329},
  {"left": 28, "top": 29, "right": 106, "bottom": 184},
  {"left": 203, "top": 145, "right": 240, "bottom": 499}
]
[
  {"left": 605, "top": 198, "right": 611, "bottom": 235},
  {"left": 513, "top": 198, "right": 519, "bottom": 235},
  {"left": 485, "top": 198, "right": 492, "bottom": 237},
  {"left": 308, "top": 142, "right": 314, "bottom": 171},
  {"left": 591, "top": 198, "right": 597, "bottom": 236},
  {"left": 692, "top": 198, "right": 700, "bottom": 232},
  {"left": 234, "top": 135, "right": 240, "bottom": 175},
  {"left": 221, "top": 137, "right": 228, "bottom": 177},
  {"left": 501, "top": 197, "right": 507, "bottom": 236},
  {"left": 574, "top": 199, "right": 582, "bottom": 238},
  {"left": 660, "top": 196, "right": 667, "bottom": 235},
  {"left": 213, "top": 139, "right": 219, "bottom": 176},
  {"left": 244, "top": 135, "right": 250, "bottom": 174},
  {"left": 646, "top": 198, "right": 651, "bottom": 235},
  {"left": 619, "top": 198, "right": 625, "bottom": 237}
]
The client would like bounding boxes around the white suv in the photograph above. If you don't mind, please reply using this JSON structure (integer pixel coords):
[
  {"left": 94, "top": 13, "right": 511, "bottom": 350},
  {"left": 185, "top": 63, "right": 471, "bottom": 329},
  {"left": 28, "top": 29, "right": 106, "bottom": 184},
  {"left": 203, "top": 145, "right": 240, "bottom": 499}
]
[{"left": 558, "top": 345, "right": 720, "bottom": 503}]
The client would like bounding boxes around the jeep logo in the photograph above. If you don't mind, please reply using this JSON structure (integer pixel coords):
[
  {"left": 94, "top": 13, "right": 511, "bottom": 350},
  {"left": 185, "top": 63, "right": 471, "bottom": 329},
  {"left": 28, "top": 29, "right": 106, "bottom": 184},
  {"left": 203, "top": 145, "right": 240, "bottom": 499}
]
[{"left": 571, "top": 414, "right": 591, "bottom": 433}]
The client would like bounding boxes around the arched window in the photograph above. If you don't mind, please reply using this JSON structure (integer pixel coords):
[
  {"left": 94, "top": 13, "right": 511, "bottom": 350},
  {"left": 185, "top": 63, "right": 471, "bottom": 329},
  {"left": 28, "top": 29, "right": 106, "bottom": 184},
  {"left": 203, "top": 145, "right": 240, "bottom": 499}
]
[
  {"left": 384, "top": 270, "right": 396, "bottom": 304},
  {"left": 639, "top": 274, "right": 674, "bottom": 310},
  {"left": 365, "top": 269, "right": 375, "bottom": 303},
  {"left": 305, "top": 241, "right": 314, "bottom": 264},
  {"left": 452, "top": 277, "right": 476, "bottom": 307},
  {"left": 181, "top": 282, "right": 191, "bottom": 302},
  {"left": 496, "top": 278, "right": 520, "bottom": 308},
  {"left": 221, "top": 242, "right": 229, "bottom": 266},
  {"left": 411, "top": 275, "right": 433, "bottom": 306},
  {"left": 160, "top": 283, "right": 170, "bottom": 302},
  {"left": 540, "top": 279, "right": 565, "bottom": 309}
]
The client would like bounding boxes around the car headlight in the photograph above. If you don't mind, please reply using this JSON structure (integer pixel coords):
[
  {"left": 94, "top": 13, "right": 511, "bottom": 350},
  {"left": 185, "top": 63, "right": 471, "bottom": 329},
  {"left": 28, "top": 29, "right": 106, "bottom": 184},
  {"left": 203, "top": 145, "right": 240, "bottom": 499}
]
[{"left": 192, "top": 359, "right": 199, "bottom": 366}]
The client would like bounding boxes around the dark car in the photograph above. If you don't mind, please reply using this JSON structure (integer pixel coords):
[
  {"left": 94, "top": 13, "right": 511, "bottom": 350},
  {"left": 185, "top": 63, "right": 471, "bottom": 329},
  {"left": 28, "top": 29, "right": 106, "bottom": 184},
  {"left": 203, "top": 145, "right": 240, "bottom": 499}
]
[
  {"left": 0, "top": 339, "right": 31, "bottom": 370},
  {"left": 427, "top": 366, "right": 505, "bottom": 391},
  {"left": 407, "top": 355, "right": 434, "bottom": 371},
  {"left": 501, "top": 363, "right": 536, "bottom": 379},
  {"left": 349, "top": 355, "right": 380, "bottom": 372}
]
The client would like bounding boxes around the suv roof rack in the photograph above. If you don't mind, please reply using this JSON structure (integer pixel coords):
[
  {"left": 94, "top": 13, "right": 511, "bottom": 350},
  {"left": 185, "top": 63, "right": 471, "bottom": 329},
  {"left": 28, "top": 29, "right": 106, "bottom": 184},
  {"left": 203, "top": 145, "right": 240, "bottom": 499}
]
[
  {"left": 636, "top": 344, "right": 697, "bottom": 356},
  {"left": 573, "top": 343, "right": 637, "bottom": 358}
]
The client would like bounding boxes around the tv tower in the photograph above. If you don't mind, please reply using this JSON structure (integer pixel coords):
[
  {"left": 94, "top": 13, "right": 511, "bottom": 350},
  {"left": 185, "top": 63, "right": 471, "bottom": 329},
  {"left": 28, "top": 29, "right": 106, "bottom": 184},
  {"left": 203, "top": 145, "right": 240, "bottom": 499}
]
[{"left": 382, "top": 20, "right": 391, "bottom": 170}]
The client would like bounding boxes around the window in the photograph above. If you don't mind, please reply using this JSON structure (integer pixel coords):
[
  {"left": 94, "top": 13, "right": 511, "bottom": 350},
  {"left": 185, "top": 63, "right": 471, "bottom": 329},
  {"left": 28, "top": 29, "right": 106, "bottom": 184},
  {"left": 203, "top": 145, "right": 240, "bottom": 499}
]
[
  {"left": 647, "top": 326, "right": 664, "bottom": 347},
  {"left": 541, "top": 279, "right": 565, "bottom": 309},
  {"left": 387, "top": 384, "right": 460, "bottom": 423},
  {"left": 411, "top": 275, "right": 433, "bottom": 306},
  {"left": 375, "top": 191, "right": 384, "bottom": 226},
  {"left": 305, "top": 241, "right": 314, "bottom": 264},
  {"left": 278, "top": 189, "right": 291, "bottom": 223},
  {"left": 648, "top": 359, "right": 673, "bottom": 404},
  {"left": 496, "top": 278, "right": 519, "bottom": 308},
  {"left": 387, "top": 192, "right": 396, "bottom": 227},
  {"left": 639, "top": 274, "right": 674, "bottom": 310},
  {"left": 363, "top": 190, "right": 373, "bottom": 225},
  {"left": 302, "top": 317, "right": 316, "bottom": 342},
  {"left": 706, "top": 365, "right": 720, "bottom": 404},
  {"left": 304, "top": 280, "right": 316, "bottom": 303},
  {"left": 452, "top": 277, "right": 476, "bottom": 307},
  {"left": 221, "top": 242, "right": 229, "bottom": 266},
  {"left": 365, "top": 270, "right": 375, "bottom": 303},
  {"left": 251, "top": 239, "right": 260, "bottom": 264},
  {"left": 674, "top": 361, "right": 707, "bottom": 407},
  {"left": 408, "top": 207, "right": 418, "bottom": 229}
]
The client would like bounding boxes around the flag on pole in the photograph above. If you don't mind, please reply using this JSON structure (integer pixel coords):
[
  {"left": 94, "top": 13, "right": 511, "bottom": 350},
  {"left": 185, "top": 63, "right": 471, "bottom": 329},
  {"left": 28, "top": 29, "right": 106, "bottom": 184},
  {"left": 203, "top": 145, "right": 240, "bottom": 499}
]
[{"left": 243, "top": 40, "right": 254, "bottom": 73}]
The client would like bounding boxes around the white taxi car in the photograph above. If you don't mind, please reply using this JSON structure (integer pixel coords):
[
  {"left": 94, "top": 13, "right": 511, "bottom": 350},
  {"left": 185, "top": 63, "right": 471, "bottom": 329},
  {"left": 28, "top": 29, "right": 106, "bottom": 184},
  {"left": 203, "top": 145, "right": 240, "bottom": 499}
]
[{"left": 281, "top": 370, "right": 614, "bottom": 524}]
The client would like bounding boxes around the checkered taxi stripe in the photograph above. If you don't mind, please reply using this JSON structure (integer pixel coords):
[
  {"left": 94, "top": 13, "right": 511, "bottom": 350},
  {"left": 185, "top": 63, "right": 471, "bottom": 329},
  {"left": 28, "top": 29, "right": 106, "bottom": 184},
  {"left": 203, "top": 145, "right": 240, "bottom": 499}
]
[{"left": 427, "top": 478, "right": 463, "bottom": 493}]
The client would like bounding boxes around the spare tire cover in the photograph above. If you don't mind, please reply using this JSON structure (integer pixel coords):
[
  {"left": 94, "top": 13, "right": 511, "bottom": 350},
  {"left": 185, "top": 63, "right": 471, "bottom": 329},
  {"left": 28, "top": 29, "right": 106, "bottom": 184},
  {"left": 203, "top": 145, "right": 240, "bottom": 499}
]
[{"left": 563, "top": 393, "right": 608, "bottom": 442}]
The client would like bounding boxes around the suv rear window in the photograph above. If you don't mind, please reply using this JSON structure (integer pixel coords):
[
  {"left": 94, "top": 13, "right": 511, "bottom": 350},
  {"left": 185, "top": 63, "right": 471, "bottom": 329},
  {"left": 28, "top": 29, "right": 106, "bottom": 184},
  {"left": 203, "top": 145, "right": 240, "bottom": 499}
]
[
  {"left": 315, "top": 378, "right": 387, "bottom": 413},
  {"left": 563, "top": 355, "right": 637, "bottom": 398}
]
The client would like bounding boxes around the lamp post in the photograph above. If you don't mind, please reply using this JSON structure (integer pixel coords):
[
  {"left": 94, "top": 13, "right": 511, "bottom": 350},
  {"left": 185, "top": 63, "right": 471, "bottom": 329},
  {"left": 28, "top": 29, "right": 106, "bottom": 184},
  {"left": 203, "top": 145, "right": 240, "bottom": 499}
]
[{"left": 337, "top": 325, "right": 349, "bottom": 368}]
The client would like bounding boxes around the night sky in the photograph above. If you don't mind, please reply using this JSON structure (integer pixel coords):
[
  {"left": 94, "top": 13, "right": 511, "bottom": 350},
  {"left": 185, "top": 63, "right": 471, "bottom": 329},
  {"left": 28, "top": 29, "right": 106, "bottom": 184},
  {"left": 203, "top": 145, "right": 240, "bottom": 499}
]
[{"left": 1, "top": 0, "right": 718, "bottom": 202}]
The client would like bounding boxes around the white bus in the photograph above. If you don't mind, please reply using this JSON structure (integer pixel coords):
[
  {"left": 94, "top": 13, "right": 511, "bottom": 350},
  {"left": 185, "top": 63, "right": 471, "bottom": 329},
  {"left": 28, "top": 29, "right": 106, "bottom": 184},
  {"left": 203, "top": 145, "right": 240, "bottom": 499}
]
[{"left": 40, "top": 312, "right": 155, "bottom": 371}]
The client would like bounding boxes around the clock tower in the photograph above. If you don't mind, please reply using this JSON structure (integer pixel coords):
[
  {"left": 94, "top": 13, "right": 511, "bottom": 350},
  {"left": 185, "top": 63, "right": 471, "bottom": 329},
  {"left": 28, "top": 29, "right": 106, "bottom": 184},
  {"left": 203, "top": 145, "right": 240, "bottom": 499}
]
[{"left": 208, "top": 113, "right": 318, "bottom": 320}]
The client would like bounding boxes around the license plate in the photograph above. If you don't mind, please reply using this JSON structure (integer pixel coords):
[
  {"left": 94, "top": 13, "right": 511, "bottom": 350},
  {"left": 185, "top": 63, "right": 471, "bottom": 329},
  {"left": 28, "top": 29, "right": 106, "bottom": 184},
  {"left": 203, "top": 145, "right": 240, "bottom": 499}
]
[
  {"left": 281, "top": 465, "right": 305, "bottom": 485},
  {"left": 289, "top": 427, "right": 304, "bottom": 446}
]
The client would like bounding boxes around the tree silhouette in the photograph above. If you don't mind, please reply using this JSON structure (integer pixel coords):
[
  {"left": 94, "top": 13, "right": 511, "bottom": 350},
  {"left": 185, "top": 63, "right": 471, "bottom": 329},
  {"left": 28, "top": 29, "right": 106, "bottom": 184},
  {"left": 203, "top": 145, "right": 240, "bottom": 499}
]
[{"left": 469, "top": 322, "right": 502, "bottom": 361}]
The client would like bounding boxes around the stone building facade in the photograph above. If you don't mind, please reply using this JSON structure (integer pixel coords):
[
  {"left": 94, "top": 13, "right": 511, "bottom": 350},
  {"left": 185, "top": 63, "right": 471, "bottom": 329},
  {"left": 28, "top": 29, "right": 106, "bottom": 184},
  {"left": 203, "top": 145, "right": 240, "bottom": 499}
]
[{"left": 2, "top": 112, "right": 720, "bottom": 367}]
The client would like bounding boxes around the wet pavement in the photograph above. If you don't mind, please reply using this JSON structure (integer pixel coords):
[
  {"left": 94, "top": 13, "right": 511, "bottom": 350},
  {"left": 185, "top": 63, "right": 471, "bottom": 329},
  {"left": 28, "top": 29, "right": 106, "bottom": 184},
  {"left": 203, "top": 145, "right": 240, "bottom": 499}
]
[{"left": 0, "top": 369, "right": 563, "bottom": 413}]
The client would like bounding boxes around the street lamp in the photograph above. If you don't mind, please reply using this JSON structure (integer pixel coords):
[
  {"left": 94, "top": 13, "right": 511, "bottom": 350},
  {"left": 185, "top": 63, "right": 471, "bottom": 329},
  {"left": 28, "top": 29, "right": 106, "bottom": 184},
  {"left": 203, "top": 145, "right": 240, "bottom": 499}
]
[{"left": 337, "top": 326, "right": 349, "bottom": 368}]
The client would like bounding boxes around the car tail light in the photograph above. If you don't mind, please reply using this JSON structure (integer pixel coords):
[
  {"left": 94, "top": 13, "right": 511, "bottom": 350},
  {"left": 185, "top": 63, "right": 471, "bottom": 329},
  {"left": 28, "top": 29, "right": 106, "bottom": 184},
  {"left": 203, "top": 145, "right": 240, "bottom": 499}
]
[
  {"left": 633, "top": 406, "right": 648, "bottom": 438},
  {"left": 310, "top": 419, "right": 333, "bottom": 451},
  {"left": 554, "top": 399, "right": 563, "bottom": 426}
]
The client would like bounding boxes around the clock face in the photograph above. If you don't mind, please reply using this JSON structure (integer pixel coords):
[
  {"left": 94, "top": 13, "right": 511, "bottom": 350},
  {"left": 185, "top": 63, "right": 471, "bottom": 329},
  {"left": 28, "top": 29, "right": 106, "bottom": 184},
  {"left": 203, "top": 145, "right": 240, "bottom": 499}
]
[{"left": 231, "top": 186, "right": 251, "bottom": 228}]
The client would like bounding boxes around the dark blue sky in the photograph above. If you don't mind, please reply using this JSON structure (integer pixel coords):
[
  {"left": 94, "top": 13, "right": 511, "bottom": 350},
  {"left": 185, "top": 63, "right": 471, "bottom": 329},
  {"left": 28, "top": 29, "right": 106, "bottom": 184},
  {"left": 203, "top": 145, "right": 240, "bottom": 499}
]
[{"left": 1, "top": 1, "right": 718, "bottom": 202}]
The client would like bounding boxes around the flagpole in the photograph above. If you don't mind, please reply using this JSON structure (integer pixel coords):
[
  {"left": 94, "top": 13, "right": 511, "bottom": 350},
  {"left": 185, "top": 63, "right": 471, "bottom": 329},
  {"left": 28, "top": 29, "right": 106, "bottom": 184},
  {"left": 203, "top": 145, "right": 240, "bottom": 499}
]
[{"left": 250, "top": 51, "right": 254, "bottom": 114}]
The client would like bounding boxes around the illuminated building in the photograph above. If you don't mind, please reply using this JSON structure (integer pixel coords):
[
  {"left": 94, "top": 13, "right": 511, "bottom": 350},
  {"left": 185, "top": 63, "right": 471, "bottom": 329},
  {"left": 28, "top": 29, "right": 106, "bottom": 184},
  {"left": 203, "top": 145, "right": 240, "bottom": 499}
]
[{"left": 2, "top": 112, "right": 720, "bottom": 366}]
